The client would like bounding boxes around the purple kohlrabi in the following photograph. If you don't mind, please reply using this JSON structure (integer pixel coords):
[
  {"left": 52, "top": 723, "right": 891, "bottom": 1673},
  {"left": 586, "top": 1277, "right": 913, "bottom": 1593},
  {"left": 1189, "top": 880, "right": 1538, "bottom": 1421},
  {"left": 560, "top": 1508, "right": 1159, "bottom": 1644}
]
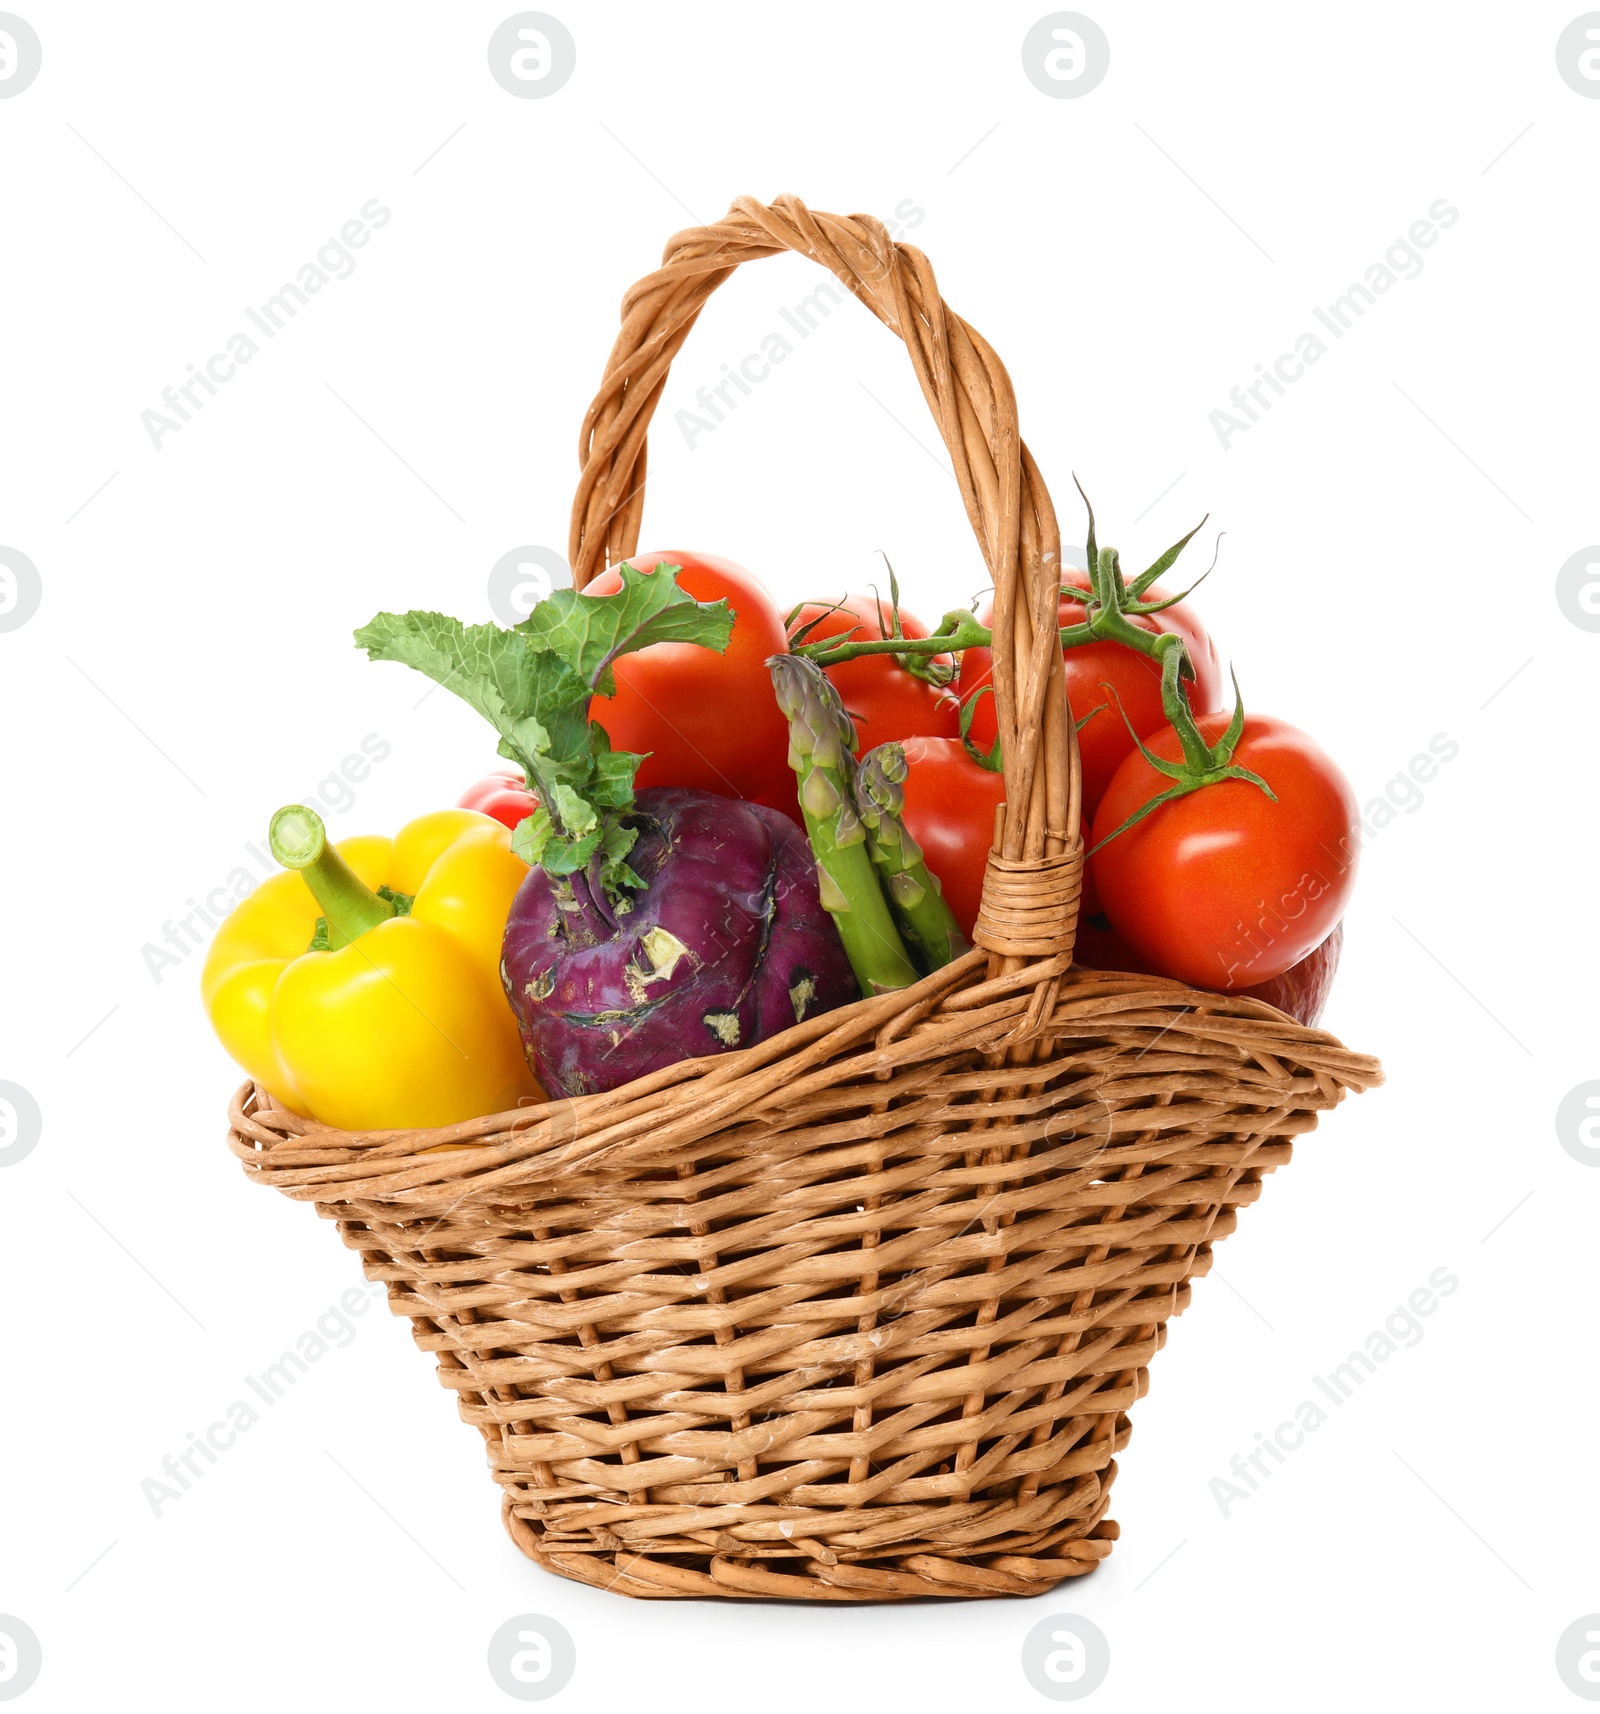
[{"left": 501, "top": 787, "right": 858, "bottom": 1096}]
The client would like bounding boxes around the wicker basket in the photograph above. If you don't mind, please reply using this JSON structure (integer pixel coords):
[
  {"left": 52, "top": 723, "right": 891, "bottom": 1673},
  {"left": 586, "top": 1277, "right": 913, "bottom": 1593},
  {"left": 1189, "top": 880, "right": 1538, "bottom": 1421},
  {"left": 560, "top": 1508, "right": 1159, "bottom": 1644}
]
[{"left": 227, "top": 195, "right": 1382, "bottom": 1602}]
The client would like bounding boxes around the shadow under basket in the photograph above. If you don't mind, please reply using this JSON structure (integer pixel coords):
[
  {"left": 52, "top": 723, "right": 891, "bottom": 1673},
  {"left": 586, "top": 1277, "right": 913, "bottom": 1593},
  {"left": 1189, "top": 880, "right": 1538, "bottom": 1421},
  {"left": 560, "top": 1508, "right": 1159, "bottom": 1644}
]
[{"left": 225, "top": 195, "right": 1381, "bottom": 1601}]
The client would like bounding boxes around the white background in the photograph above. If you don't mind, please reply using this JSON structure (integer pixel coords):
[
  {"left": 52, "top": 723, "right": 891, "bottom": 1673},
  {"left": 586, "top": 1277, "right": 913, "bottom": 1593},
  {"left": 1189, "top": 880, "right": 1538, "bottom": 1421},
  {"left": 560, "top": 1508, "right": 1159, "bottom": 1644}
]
[{"left": 1, "top": 2, "right": 1595, "bottom": 1709}]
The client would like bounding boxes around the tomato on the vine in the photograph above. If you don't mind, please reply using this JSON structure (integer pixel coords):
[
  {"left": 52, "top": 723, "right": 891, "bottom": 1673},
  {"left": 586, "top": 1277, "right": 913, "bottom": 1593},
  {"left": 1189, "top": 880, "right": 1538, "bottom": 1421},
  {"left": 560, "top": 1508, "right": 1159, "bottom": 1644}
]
[
  {"left": 457, "top": 769, "right": 539, "bottom": 832},
  {"left": 894, "top": 737, "right": 1006, "bottom": 939},
  {"left": 1073, "top": 855, "right": 1344, "bottom": 1026},
  {"left": 790, "top": 594, "right": 960, "bottom": 749},
  {"left": 1088, "top": 712, "right": 1358, "bottom": 989},
  {"left": 1239, "top": 922, "right": 1342, "bottom": 1025},
  {"left": 1071, "top": 853, "right": 1147, "bottom": 976},
  {"left": 956, "top": 569, "right": 1225, "bottom": 819},
  {"left": 585, "top": 550, "right": 800, "bottom": 823}
]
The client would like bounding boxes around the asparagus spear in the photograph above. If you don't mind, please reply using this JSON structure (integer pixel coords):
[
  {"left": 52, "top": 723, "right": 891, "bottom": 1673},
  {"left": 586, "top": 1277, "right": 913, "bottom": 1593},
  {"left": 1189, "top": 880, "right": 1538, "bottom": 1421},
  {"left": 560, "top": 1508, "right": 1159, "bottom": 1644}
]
[
  {"left": 767, "top": 655, "right": 919, "bottom": 995},
  {"left": 856, "top": 741, "right": 970, "bottom": 973}
]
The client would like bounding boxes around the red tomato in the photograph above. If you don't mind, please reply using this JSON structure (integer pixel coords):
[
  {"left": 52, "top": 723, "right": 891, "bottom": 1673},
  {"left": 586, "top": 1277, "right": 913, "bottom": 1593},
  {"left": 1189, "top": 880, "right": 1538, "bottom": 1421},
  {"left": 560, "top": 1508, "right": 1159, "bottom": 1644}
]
[
  {"left": 895, "top": 737, "right": 1007, "bottom": 939},
  {"left": 957, "top": 569, "right": 1225, "bottom": 820},
  {"left": 790, "top": 594, "right": 960, "bottom": 749},
  {"left": 1240, "top": 922, "right": 1342, "bottom": 1026},
  {"left": 1089, "top": 713, "right": 1358, "bottom": 989},
  {"left": 1073, "top": 858, "right": 1344, "bottom": 1027},
  {"left": 586, "top": 550, "right": 798, "bottom": 821},
  {"left": 1071, "top": 853, "right": 1152, "bottom": 976},
  {"left": 457, "top": 769, "right": 539, "bottom": 832}
]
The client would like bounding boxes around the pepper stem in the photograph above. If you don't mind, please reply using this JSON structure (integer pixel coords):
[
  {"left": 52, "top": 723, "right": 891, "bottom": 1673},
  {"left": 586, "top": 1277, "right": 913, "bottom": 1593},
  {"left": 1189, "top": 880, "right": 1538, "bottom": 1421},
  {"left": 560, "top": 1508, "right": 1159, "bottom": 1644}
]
[{"left": 268, "top": 804, "right": 396, "bottom": 950}]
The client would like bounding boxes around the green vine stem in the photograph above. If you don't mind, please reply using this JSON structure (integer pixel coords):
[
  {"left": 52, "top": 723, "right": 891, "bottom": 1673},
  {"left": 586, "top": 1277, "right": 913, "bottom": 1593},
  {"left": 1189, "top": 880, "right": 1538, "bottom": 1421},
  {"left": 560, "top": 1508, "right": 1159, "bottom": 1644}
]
[
  {"left": 791, "top": 489, "right": 1212, "bottom": 686},
  {"left": 786, "top": 483, "right": 1259, "bottom": 852},
  {"left": 1084, "top": 643, "right": 1276, "bottom": 854},
  {"left": 786, "top": 556, "right": 962, "bottom": 687}
]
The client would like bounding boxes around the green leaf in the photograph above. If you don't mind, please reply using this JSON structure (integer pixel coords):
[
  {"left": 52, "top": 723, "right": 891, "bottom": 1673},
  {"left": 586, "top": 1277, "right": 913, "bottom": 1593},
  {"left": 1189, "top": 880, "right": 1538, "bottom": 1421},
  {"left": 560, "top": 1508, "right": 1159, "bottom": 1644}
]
[
  {"left": 510, "top": 808, "right": 554, "bottom": 866},
  {"left": 548, "top": 781, "right": 597, "bottom": 837},
  {"left": 517, "top": 559, "right": 734, "bottom": 696},
  {"left": 354, "top": 611, "right": 590, "bottom": 789},
  {"left": 597, "top": 818, "right": 643, "bottom": 894},
  {"left": 589, "top": 743, "right": 644, "bottom": 809},
  {"left": 540, "top": 825, "right": 605, "bottom": 876},
  {"left": 356, "top": 562, "right": 733, "bottom": 900}
]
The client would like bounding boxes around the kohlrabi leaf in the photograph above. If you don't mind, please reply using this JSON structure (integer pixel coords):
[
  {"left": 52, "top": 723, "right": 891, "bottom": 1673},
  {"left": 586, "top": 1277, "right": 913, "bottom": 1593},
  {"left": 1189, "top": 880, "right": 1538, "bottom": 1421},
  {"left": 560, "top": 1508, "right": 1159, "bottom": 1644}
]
[
  {"left": 589, "top": 741, "right": 644, "bottom": 809},
  {"left": 353, "top": 612, "right": 591, "bottom": 782},
  {"left": 355, "top": 565, "right": 732, "bottom": 898},
  {"left": 510, "top": 808, "right": 554, "bottom": 868},
  {"left": 516, "top": 559, "right": 734, "bottom": 697}
]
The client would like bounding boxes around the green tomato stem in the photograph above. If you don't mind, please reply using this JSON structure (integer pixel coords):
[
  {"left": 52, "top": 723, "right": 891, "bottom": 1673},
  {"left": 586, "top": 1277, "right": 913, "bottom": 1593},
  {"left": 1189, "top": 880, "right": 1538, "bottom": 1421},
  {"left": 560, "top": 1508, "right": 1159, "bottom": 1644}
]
[
  {"left": 784, "top": 489, "right": 1252, "bottom": 854},
  {"left": 1155, "top": 637, "right": 1218, "bottom": 773},
  {"left": 1087, "top": 658, "right": 1277, "bottom": 856},
  {"left": 791, "top": 561, "right": 1195, "bottom": 685}
]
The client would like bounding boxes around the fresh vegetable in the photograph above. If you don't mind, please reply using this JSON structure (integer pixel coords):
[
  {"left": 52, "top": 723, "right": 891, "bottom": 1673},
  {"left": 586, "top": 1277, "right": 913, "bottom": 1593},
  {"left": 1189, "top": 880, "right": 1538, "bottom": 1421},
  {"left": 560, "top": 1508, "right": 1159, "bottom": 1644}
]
[
  {"left": 957, "top": 565, "right": 1224, "bottom": 816},
  {"left": 358, "top": 562, "right": 736, "bottom": 894},
  {"left": 502, "top": 788, "right": 858, "bottom": 1095},
  {"left": 458, "top": 768, "right": 539, "bottom": 831},
  {"left": 1242, "top": 923, "right": 1342, "bottom": 1026},
  {"left": 855, "top": 742, "right": 969, "bottom": 972},
  {"left": 786, "top": 507, "right": 1225, "bottom": 814},
  {"left": 774, "top": 500, "right": 1357, "bottom": 1009},
  {"left": 359, "top": 563, "right": 861, "bottom": 1095},
  {"left": 891, "top": 736, "right": 1007, "bottom": 941},
  {"left": 587, "top": 550, "right": 799, "bottom": 821},
  {"left": 201, "top": 806, "right": 540, "bottom": 1129},
  {"left": 1072, "top": 875, "right": 1343, "bottom": 1028},
  {"left": 1074, "top": 847, "right": 1344, "bottom": 1028},
  {"left": 1089, "top": 710, "right": 1359, "bottom": 989},
  {"left": 788, "top": 591, "right": 959, "bottom": 748},
  {"left": 768, "top": 654, "right": 919, "bottom": 995},
  {"left": 1070, "top": 851, "right": 1144, "bottom": 977}
]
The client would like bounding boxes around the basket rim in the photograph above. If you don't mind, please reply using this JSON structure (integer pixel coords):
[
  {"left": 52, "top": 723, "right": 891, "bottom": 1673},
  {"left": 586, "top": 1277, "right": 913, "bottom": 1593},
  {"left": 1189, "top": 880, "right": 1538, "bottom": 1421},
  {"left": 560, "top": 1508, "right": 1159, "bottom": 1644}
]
[{"left": 226, "top": 951, "right": 1382, "bottom": 1205}]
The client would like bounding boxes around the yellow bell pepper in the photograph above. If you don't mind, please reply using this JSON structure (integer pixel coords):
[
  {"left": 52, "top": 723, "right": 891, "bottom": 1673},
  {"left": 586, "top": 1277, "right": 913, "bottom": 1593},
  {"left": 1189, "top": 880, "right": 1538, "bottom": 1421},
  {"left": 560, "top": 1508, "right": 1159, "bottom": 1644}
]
[{"left": 201, "top": 805, "right": 542, "bottom": 1130}]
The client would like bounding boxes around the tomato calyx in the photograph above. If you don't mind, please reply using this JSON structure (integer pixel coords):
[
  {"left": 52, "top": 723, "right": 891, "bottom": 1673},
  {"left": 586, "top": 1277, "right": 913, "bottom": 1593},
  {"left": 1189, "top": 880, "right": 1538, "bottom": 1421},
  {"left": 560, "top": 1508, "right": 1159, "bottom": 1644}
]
[
  {"left": 787, "top": 558, "right": 962, "bottom": 689},
  {"left": 957, "top": 684, "right": 1105, "bottom": 773},
  {"left": 1066, "top": 476, "right": 1216, "bottom": 682},
  {"left": 956, "top": 685, "right": 1003, "bottom": 771},
  {"left": 791, "top": 600, "right": 989, "bottom": 671},
  {"left": 1087, "top": 641, "right": 1276, "bottom": 855},
  {"left": 790, "top": 488, "right": 1218, "bottom": 689},
  {"left": 788, "top": 487, "right": 1246, "bottom": 806}
]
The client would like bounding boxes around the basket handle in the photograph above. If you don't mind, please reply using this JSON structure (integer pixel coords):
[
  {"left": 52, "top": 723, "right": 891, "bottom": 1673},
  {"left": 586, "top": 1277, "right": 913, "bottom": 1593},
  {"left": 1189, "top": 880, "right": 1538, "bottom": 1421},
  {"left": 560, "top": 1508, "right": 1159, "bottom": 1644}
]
[{"left": 568, "top": 193, "right": 1081, "bottom": 966}]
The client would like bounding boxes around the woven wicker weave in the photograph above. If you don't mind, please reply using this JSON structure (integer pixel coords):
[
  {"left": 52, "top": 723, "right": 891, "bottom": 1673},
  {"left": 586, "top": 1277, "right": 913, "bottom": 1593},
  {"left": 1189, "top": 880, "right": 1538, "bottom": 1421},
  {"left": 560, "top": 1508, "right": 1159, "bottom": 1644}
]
[{"left": 227, "top": 195, "right": 1381, "bottom": 1602}]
